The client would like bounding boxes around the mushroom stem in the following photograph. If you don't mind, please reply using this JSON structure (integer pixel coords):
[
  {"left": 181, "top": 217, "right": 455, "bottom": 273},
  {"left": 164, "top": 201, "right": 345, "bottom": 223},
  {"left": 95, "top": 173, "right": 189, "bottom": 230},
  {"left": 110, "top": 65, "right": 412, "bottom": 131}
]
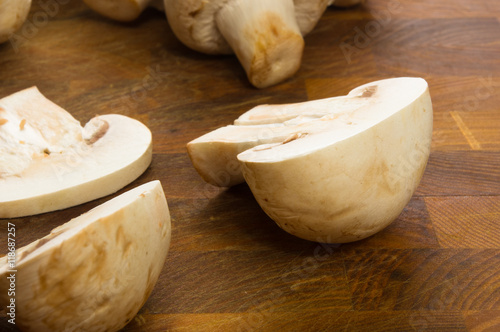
[
  {"left": 83, "top": 0, "right": 164, "bottom": 22},
  {"left": 215, "top": 0, "right": 305, "bottom": 88}
]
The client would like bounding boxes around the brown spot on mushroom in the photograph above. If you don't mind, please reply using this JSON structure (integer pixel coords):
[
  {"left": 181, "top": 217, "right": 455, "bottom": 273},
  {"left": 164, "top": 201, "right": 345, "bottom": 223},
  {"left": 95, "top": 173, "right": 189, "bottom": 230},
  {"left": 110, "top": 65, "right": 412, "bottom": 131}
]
[
  {"left": 246, "top": 13, "right": 304, "bottom": 88},
  {"left": 359, "top": 85, "right": 378, "bottom": 98},
  {"left": 84, "top": 117, "right": 110, "bottom": 145},
  {"left": 188, "top": 2, "right": 204, "bottom": 18},
  {"left": 0, "top": 118, "right": 8, "bottom": 125},
  {"left": 18, "top": 229, "right": 65, "bottom": 262},
  {"left": 116, "top": 225, "right": 133, "bottom": 255},
  {"left": 19, "top": 119, "right": 26, "bottom": 130}
]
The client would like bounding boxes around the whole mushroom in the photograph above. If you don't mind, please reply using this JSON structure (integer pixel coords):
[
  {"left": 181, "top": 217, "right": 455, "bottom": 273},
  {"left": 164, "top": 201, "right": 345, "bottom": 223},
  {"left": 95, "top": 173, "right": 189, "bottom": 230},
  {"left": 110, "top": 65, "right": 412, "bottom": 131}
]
[
  {"left": 0, "top": 0, "right": 32, "bottom": 44},
  {"left": 165, "top": 0, "right": 360, "bottom": 88},
  {"left": 83, "top": 0, "right": 361, "bottom": 88}
]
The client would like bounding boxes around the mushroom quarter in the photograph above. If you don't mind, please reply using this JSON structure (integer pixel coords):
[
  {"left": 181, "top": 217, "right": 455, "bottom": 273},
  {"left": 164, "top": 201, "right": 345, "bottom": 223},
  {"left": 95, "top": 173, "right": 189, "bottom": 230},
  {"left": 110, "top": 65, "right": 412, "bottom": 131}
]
[{"left": 0, "top": 180, "right": 171, "bottom": 332}]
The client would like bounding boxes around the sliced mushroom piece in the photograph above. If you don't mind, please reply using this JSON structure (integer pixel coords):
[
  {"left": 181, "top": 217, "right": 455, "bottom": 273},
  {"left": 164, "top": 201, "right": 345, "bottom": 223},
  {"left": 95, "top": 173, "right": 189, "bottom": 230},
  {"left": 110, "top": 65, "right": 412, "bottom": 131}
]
[
  {"left": 83, "top": 0, "right": 164, "bottom": 22},
  {"left": 188, "top": 77, "right": 433, "bottom": 243},
  {"left": 0, "top": 0, "right": 32, "bottom": 44},
  {"left": 0, "top": 87, "right": 152, "bottom": 218},
  {"left": 187, "top": 123, "right": 299, "bottom": 186},
  {"left": 0, "top": 180, "right": 171, "bottom": 332}
]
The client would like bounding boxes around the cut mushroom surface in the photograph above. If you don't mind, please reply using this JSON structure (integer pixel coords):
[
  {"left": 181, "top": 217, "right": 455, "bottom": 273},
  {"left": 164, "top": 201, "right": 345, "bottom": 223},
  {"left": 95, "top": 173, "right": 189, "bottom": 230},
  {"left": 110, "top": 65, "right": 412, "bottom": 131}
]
[
  {"left": 0, "top": 180, "right": 171, "bottom": 332},
  {"left": 0, "top": 87, "right": 152, "bottom": 218},
  {"left": 188, "top": 77, "right": 433, "bottom": 242}
]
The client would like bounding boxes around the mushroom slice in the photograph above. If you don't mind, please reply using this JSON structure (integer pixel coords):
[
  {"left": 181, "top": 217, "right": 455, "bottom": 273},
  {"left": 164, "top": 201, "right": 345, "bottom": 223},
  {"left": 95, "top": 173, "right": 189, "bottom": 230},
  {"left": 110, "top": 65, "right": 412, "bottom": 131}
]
[
  {"left": 82, "top": 0, "right": 164, "bottom": 22},
  {"left": 188, "top": 77, "right": 433, "bottom": 243},
  {"left": 0, "top": 0, "right": 32, "bottom": 44},
  {"left": 0, "top": 180, "right": 171, "bottom": 332},
  {"left": 0, "top": 87, "right": 152, "bottom": 218}
]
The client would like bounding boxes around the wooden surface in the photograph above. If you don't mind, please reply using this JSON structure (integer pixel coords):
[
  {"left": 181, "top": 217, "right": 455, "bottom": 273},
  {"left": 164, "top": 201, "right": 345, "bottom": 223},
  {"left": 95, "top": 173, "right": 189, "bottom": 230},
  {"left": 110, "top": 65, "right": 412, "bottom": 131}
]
[{"left": 1, "top": 0, "right": 499, "bottom": 330}]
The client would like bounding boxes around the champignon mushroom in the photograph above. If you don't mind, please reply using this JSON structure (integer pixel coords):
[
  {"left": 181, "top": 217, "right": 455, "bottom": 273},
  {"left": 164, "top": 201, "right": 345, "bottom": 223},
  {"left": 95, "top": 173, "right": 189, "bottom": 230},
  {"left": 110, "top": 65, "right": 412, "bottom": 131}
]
[
  {"left": 82, "top": 0, "right": 164, "bottom": 22},
  {"left": 0, "top": 87, "right": 152, "bottom": 218},
  {"left": 0, "top": 180, "right": 171, "bottom": 332},
  {"left": 187, "top": 77, "right": 433, "bottom": 243},
  {"left": 165, "top": 0, "right": 355, "bottom": 88},
  {"left": 0, "top": 0, "right": 32, "bottom": 44}
]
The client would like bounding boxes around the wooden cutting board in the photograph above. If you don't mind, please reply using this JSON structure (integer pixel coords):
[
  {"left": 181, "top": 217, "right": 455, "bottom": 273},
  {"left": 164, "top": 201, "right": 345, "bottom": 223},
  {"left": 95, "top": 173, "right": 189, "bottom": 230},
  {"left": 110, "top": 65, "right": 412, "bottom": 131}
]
[{"left": 1, "top": 0, "right": 499, "bottom": 330}]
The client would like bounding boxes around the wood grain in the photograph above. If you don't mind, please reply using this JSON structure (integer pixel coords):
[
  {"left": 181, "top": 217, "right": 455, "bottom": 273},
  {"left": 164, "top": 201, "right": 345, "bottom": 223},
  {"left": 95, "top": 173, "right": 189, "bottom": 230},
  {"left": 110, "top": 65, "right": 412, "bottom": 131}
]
[{"left": 0, "top": 0, "right": 499, "bottom": 331}]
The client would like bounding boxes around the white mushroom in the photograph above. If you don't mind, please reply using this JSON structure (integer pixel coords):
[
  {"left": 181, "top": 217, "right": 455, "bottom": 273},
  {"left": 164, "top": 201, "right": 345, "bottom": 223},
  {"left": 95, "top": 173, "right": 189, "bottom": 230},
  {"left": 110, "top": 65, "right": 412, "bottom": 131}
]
[
  {"left": 165, "top": 0, "right": 343, "bottom": 88},
  {"left": 0, "top": 87, "right": 152, "bottom": 218},
  {"left": 187, "top": 77, "right": 433, "bottom": 243},
  {"left": 83, "top": 0, "right": 361, "bottom": 88},
  {"left": 0, "top": 180, "right": 171, "bottom": 332},
  {"left": 82, "top": 0, "right": 164, "bottom": 22},
  {"left": 0, "top": 0, "right": 32, "bottom": 44}
]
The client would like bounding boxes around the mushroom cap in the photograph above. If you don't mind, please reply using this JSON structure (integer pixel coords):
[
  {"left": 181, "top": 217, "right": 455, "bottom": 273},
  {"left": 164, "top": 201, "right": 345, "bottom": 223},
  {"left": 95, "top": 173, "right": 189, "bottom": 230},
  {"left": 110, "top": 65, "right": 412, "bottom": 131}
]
[
  {"left": 0, "top": 87, "right": 152, "bottom": 218},
  {"left": 164, "top": 0, "right": 233, "bottom": 54},
  {"left": 187, "top": 78, "right": 433, "bottom": 243},
  {"left": 0, "top": 0, "right": 32, "bottom": 43},
  {"left": 293, "top": 0, "right": 332, "bottom": 35},
  {"left": 0, "top": 180, "right": 171, "bottom": 332}
]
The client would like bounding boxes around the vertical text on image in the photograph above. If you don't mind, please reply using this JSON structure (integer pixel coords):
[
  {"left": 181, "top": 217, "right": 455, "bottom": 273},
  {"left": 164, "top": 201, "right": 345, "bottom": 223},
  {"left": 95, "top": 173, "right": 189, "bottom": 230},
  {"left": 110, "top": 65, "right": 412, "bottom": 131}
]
[{"left": 6, "top": 222, "right": 17, "bottom": 325}]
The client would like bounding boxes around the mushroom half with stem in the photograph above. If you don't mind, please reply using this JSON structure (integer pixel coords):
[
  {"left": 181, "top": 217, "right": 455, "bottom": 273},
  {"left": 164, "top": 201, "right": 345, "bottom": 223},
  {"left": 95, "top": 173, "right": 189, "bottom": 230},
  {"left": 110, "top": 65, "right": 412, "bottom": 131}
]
[
  {"left": 188, "top": 77, "right": 433, "bottom": 243},
  {"left": 0, "top": 87, "right": 153, "bottom": 218}
]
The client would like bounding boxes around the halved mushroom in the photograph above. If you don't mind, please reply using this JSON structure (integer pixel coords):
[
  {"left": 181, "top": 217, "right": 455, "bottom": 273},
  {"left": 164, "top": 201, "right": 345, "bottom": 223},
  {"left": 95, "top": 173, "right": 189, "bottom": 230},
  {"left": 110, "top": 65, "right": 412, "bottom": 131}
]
[
  {"left": 188, "top": 77, "right": 433, "bottom": 242},
  {"left": 0, "top": 87, "right": 152, "bottom": 218},
  {"left": 0, "top": 180, "right": 171, "bottom": 332},
  {"left": 0, "top": 0, "right": 32, "bottom": 44},
  {"left": 82, "top": 0, "right": 164, "bottom": 22}
]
